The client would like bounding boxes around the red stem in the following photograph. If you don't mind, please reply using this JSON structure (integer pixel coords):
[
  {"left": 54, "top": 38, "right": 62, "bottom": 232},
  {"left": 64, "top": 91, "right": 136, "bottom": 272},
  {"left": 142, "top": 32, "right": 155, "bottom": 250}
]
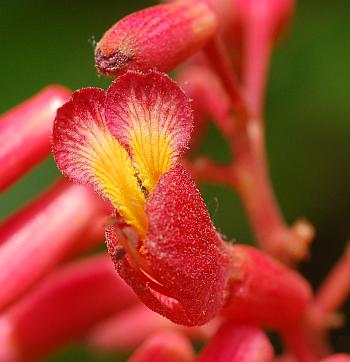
[
  {"left": 204, "top": 38, "right": 248, "bottom": 123},
  {"left": 183, "top": 158, "right": 236, "bottom": 186},
  {"left": 233, "top": 152, "right": 314, "bottom": 263},
  {"left": 314, "top": 242, "right": 350, "bottom": 317},
  {"left": 203, "top": 32, "right": 314, "bottom": 263},
  {"left": 242, "top": 15, "right": 273, "bottom": 118},
  {"left": 305, "top": 243, "right": 350, "bottom": 357},
  {"left": 282, "top": 325, "right": 319, "bottom": 362}
]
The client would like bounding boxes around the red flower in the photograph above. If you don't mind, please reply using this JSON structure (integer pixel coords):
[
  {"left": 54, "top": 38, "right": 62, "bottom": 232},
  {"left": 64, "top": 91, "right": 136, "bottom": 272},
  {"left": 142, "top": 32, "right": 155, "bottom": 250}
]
[{"left": 53, "top": 70, "right": 231, "bottom": 326}]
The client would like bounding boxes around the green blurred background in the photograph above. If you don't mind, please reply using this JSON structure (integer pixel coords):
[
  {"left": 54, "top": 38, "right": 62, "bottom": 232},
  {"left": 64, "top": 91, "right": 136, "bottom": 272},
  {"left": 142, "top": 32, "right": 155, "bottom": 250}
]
[{"left": 1, "top": 0, "right": 349, "bottom": 359}]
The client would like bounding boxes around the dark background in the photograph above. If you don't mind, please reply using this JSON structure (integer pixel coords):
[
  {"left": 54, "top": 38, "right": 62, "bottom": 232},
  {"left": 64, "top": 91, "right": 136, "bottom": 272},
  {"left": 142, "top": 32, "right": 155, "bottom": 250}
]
[{"left": 1, "top": 0, "right": 349, "bottom": 360}]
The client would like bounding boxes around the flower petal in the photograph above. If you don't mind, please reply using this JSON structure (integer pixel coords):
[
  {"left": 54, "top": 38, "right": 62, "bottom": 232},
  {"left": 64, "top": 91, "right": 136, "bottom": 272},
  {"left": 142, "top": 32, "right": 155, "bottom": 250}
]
[
  {"left": 106, "top": 164, "right": 230, "bottom": 326},
  {"left": 53, "top": 88, "right": 147, "bottom": 234},
  {"left": 144, "top": 164, "right": 230, "bottom": 324},
  {"left": 106, "top": 227, "right": 191, "bottom": 325},
  {"left": 105, "top": 71, "right": 193, "bottom": 192}
]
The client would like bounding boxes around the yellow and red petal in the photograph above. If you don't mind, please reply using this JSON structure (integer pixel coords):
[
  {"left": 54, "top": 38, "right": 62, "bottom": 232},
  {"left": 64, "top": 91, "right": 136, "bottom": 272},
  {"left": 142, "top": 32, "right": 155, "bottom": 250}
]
[
  {"left": 52, "top": 88, "right": 147, "bottom": 235},
  {"left": 105, "top": 71, "right": 193, "bottom": 192},
  {"left": 106, "top": 164, "right": 230, "bottom": 326}
]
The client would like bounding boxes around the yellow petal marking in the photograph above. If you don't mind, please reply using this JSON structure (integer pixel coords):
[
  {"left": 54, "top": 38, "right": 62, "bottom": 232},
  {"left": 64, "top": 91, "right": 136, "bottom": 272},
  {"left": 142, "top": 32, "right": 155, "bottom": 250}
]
[
  {"left": 127, "top": 94, "right": 175, "bottom": 192},
  {"left": 85, "top": 122, "right": 147, "bottom": 236}
]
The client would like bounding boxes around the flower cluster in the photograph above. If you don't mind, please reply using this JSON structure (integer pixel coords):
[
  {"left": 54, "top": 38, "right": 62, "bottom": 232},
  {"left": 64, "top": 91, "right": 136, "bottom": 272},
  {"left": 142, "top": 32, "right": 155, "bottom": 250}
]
[{"left": 0, "top": 0, "right": 349, "bottom": 361}]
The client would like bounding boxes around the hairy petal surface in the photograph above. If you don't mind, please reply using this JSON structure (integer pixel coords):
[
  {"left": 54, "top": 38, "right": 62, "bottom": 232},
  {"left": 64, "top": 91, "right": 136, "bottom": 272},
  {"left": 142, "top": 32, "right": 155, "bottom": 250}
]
[
  {"left": 107, "top": 164, "right": 230, "bottom": 326},
  {"left": 53, "top": 88, "right": 146, "bottom": 234},
  {"left": 145, "top": 164, "right": 230, "bottom": 324},
  {"left": 106, "top": 71, "right": 193, "bottom": 191},
  {"left": 95, "top": 2, "right": 217, "bottom": 76}
]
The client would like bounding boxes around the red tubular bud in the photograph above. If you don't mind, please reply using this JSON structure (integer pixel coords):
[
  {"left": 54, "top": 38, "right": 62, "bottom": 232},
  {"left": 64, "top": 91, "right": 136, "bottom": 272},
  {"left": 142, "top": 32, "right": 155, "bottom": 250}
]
[
  {"left": 234, "top": 0, "right": 294, "bottom": 42},
  {"left": 88, "top": 304, "right": 174, "bottom": 352},
  {"left": 198, "top": 323, "right": 274, "bottom": 362},
  {"left": 0, "top": 86, "right": 70, "bottom": 192},
  {"left": 129, "top": 330, "right": 195, "bottom": 362},
  {"left": 223, "top": 245, "right": 312, "bottom": 329},
  {"left": 95, "top": 2, "right": 217, "bottom": 76},
  {"left": 320, "top": 355, "right": 350, "bottom": 362},
  {"left": 0, "top": 255, "right": 137, "bottom": 362},
  {"left": 177, "top": 64, "right": 232, "bottom": 137},
  {"left": 0, "top": 180, "right": 107, "bottom": 311},
  {"left": 313, "top": 243, "right": 350, "bottom": 320},
  {"left": 87, "top": 303, "right": 217, "bottom": 353},
  {"left": 233, "top": 0, "right": 295, "bottom": 114}
]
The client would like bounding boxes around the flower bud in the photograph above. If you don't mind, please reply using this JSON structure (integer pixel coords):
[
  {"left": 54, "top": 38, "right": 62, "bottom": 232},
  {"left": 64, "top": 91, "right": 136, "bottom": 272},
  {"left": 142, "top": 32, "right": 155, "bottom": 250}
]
[
  {"left": 320, "top": 355, "right": 350, "bottom": 362},
  {"left": 223, "top": 245, "right": 312, "bottom": 329},
  {"left": 233, "top": 0, "right": 294, "bottom": 43},
  {"left": 0, "top": 180, "right": 106, "bottom": 310},
  {"left": 0, "top": 86, "right": 70, "bottom": 192},
  {"left": 88, "top": 303, "right": 217, "bottom": 352},
  {"left": 0, "top": 255, "right": 137, "bottom": 361},
  {"left": 95, "top": 2, "right": 217, "bottom": 76},
  {"left": 129, "top": 331, "right": 195, "bottom": 362},
  {"left": 198, "top": 323, "right": 274, "bottom": 362}
]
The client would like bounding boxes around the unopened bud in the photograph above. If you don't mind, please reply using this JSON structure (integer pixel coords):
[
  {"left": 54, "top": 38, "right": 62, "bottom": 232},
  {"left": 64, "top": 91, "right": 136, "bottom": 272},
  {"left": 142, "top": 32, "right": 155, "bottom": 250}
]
[
  {"left": 234, "top": 0, "right": 294, "bottom": 42},
  {"left": 95, "top": 2, "right": 217, "bottom": 76}
]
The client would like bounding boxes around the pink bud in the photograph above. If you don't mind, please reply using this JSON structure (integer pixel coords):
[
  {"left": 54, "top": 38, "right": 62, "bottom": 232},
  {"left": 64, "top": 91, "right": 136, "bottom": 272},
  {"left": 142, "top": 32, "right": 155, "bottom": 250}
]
[
  {"left": 223, "top": 245, "right": 312, "bottom": 329},
  {"left": 233, "top": 0, "right": 294, "bottom": 43},
  {"left": 0, "top": 86, "right": 70, "bottom": 192},
  {"left": 129, "top": 330, "right": 195, "bottom": 362},
  {"left": 198, "top": 323, "right": 274, "bottom": 362},
  {"left": 233, "top": 0, "right": 295, "bottom": 114},
  {"left": 320, "top": 355, "right": 350, "bottom": 362},
  {"left": 88, "top": 303, "right": 218, "bottom": 352},
  {"left": 0, "top": 255, "right": 137, "bottom": 361},
  {"left": 0, "top": 180, "right": 107, "bottom": 310},
  {"left": 95, "top": 2, "right": 217, "bottom": 76},
  {"left": 177, "top": 64, "right": 232, "bottom": 137}
]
